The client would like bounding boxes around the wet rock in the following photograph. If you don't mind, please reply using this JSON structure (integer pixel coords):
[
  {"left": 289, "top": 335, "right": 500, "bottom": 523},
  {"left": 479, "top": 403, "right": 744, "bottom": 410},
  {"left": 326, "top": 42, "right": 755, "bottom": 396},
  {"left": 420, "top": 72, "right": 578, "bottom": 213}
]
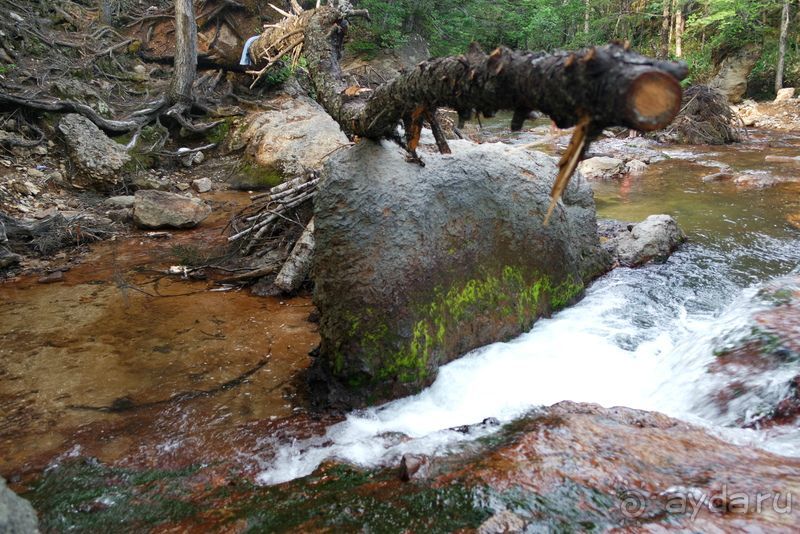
[
  {"left": 132, "top": 190, "right": 211, "bottom": 229},
  {"left": 312, "top": 140, "right": 611, "bottom": 407},
  {"left": 775, "top": 87, "right": 795, "bottom": 102},
  {"left": 702, "top": 171, "right": 735, "bottom": 182},
  {"left": 0, "top": 475, "right": 39, "bottom": 533},
  {"left": 399, "top": 454, "right": 430, "bottom": 481},
  {"left": 104, "top": 196, "right": 135, "bottom": 209},
  {"left": 99, "top": 401, "right": 799, "bottom": 531},
  {"left": 57, "top": 114, "right": 130, "bottom": 190},
  {"left": 624, "top": 159, "right": 647, "bottom": 174},
  {"left": 733, "top": 172, "right": 782, "bottom": 189},
  {"left": 603, "top": 214, "right": 685, "bottom": 267},
  {"left": 704, "top": 275, "right": 800, "bottom": 428},
  {"left": 192, "top": 178, "right": 212, "bottom": 193},
  {"left": 578, "top": 156, "right": 624, "bottom": 179},
  {"left": 235, "top": 96, "right": 349, "bottom": 188},
  {"left": 477, "top": 511, "right": 525, "bottom": 534}
]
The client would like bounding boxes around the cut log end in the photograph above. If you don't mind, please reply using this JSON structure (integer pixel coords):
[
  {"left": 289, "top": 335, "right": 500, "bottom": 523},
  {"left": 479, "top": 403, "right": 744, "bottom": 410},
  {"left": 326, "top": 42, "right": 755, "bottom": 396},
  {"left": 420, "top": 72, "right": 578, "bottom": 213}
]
[{"left": 624, "top": 71, "right": 682, "bottom": 132}]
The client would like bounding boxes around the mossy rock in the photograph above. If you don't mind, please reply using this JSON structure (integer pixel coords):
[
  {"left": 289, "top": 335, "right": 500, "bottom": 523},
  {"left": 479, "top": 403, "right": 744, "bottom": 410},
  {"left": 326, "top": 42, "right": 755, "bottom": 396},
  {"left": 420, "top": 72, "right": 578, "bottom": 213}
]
[{"left": 312, "top": 140, "right": 611, "bottom": 408}]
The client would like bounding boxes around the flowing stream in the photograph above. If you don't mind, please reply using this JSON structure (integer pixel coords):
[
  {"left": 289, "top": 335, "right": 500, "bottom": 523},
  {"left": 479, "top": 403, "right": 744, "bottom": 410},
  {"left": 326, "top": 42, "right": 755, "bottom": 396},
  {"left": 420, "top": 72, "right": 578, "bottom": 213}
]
[{"left": 256, "top": 129, "right": 800, "bottom": 485}]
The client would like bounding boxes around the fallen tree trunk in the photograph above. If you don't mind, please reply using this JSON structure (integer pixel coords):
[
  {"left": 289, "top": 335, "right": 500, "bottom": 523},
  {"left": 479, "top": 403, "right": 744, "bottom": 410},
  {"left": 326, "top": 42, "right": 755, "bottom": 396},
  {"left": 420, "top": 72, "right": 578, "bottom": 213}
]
[
  {"left": 304, "top": 8, "right": 686, "bottom": 140},
  {"left": 250, "top": 3, "right": 687, "bottom": 217},
  {"left": 274, "top": 217, "right": 315, "bottom": 293}
]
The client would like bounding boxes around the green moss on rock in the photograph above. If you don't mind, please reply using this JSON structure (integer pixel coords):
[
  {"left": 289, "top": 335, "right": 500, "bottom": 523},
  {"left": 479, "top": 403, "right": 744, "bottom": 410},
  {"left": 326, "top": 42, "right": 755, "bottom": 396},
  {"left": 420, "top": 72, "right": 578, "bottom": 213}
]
[
  {"left": 229, "top": 162, "right": 284, "bottom": 190},
  {"left": 336, "top": 267, "right": 584, "bottom": 394}
]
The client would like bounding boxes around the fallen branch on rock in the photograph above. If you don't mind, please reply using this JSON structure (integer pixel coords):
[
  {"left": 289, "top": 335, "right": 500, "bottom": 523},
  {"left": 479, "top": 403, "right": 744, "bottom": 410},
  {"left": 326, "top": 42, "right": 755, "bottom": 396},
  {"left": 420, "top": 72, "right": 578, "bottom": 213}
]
[{"left": 250, "top": 2, "right": 687, "bottom": 222}]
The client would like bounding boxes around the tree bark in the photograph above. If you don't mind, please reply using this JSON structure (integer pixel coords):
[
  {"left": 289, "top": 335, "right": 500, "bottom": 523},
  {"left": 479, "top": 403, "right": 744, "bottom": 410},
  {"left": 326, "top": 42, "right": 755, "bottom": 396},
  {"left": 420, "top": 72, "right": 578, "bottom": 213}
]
[
  {"left": 775, "top": 0, "right": 790, "bottom": 94},
  {"left": 675, "top": 2, "right": 684, "bottom": 58},
  {"left": 659, "top": 0, "right": 671, "bottom": 59},
  {"left": 274, "top": 218, "right": 315, "bottom": 293},
  {"left": 100, "top": 0, "right": 114, "bottom": 25},
  {"left": 170, "top": 0, "right": 198, "bottom": 105},
  {"left": 584, "top": 0, "right": 590, "bottom": 34}
]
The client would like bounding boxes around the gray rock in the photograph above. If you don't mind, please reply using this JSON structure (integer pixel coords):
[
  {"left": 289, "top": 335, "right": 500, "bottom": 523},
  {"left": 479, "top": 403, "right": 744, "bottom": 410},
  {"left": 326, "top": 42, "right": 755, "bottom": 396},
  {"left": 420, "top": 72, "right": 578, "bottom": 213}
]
[
  {"left": 237, "top": 96, "right": 349, "bottom": 186},
  {"left": 0, "top": 476, "right": 39, "bottom": 533},
  {"left": 578, "top": 156, "right": 625, "bottom": 179},
  {"left": 312, "top": 140, "right": 611, "bottom": 407},
  {"left": 0, "top": 247, "right": 21, "bottom": 269},
  {"left": 131, "top": 173, "right": 170, "bottom": 191},
  {"left": 192, "top": 178, "right": 213, "bottom": 193},
  {"left": 57, "top": 114, "right": 130, "bottom": 190},
  {"left": 104, "top": 195, "right": 135, "bottom": 209},
  {"left": 133, "top": 190, "right": 211, "bottom": 229},
  {"left": 604, "top": 214, "right": 685, "bottom": 267},
  {"left": 106, "top": 208, "right": 133, "bottom": 223},
  {"left": 625, "top": 159, "right": 647, "bottom": 174}
]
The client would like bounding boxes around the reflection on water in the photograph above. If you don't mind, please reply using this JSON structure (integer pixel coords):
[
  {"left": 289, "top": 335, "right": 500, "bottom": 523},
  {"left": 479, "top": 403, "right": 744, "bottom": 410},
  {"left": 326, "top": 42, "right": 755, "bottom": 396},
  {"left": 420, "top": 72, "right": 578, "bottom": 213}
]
[{"left": 0, "top": 192, "right": 318, "bottom": 476}]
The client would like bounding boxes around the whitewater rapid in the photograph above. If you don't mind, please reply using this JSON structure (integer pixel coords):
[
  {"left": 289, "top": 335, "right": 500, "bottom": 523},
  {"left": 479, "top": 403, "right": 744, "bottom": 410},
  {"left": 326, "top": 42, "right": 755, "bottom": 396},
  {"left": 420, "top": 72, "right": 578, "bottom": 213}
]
[{"left": 256, "top": 234, "right": 800, "bottom": 485}]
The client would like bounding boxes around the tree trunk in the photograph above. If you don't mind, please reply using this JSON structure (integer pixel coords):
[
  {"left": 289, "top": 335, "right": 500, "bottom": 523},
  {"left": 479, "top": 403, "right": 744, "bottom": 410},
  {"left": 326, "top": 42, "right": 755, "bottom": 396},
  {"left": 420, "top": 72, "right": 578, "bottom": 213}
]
[
  {"left": 584, "top": 0, "right": 590, "bottom": 34},
  {"left": 675, "top": 2, "right": 684, "bottom": 58},
  {"left": 775, "top": 0, "right": 790, "bottom": 94},
  {"left": 170, "top": 0, "right": 198, "bottom": 105},
  {"left": 100, "top": 0, "right": 114, "bottom": 25},
  {"left": 668, "top": 0, "right": 676, "bottom": 54},
  {"left": 659, "top": 0, "right": 671, "bottom": 58}
]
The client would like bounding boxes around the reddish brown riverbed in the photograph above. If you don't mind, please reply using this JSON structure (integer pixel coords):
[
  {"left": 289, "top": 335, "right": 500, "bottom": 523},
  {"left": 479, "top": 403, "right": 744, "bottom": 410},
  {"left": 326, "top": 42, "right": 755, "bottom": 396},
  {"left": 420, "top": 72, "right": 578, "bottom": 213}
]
[{"left": 0, "top": 192, "right": 323, "bottom": 481}]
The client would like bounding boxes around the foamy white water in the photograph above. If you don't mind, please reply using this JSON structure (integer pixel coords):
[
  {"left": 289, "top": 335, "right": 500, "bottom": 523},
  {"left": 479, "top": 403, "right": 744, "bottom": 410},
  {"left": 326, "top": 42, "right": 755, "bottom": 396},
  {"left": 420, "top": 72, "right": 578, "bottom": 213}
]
[{"left": 257, "top": 238, "right": 800, "bottom": 485}]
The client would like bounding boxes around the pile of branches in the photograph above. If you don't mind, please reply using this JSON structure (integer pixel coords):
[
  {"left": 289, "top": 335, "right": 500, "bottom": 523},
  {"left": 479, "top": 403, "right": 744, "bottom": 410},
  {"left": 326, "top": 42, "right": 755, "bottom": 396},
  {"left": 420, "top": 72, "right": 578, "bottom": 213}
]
[
  {"left": 228, "top": 170, "right": 318, "bottom": 255},
  {"left": 658, "top": 85, "right": 743, "bottom": 145}
]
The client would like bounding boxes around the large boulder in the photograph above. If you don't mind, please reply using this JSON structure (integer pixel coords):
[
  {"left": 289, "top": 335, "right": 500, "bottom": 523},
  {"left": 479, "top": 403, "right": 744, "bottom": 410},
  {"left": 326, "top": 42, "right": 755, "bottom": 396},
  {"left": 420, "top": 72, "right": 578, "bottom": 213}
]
[
  {"left": 234, "top": 96, "right": 349, "bottom": 189},
  {"left": 0, "top": 476, "right": 39, "bottom": 533},
  {"left": 132, "top": 190, "right": 211, "bottom": 229},
  {"left": 57, "top": 114, "right": 130, "bottom": 190},
  {"left": 710, "top": 44, "right": 762, "bottom": 103},
  {"left": 312, "top": 140, "right": 611, "bottom": 407}
]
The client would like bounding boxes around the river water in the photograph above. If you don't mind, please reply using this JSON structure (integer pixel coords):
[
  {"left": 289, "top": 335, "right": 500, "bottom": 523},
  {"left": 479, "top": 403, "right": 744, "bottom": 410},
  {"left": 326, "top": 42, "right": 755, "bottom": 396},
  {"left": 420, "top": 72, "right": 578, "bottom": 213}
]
[
  {"left": 2, "top": 127, "right": 799, "bottom": 492},
  {"left": 256, "top": 127, "right": 800, "bottom": 485}
]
